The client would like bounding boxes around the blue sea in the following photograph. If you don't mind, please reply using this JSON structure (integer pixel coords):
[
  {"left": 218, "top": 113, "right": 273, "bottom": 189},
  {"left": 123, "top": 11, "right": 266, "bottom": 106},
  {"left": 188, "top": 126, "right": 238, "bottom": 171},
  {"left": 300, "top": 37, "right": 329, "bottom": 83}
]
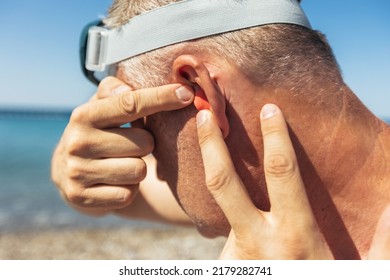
[
  {"left": 0, "top": 112, "right": 158, "bottom": 233},
  {"left": 0, "top": 112, "right": 389, "bottom": 233}
]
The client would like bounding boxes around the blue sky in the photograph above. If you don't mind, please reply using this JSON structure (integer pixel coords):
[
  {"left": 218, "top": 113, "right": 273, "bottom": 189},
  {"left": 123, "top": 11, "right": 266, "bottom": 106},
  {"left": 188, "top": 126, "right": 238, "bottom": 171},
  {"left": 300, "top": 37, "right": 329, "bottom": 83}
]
[{"left": 0, "top": 0, "right": 389, "bottom": 118}]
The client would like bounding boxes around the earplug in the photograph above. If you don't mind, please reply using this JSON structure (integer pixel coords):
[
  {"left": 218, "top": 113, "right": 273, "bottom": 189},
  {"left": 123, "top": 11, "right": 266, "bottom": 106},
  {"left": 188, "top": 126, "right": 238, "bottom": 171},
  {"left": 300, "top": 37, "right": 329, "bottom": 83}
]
[{"left": 193, "top": 85, "right": 211, "bottom": 111}]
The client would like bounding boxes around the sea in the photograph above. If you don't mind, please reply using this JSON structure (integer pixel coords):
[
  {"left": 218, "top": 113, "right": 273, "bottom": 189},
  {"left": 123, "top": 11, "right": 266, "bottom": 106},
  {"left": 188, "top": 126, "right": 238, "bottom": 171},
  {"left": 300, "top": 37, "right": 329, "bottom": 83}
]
[
  {"left": 0, "top": 110, "right": 158, "bottom": 233},
  {"left": 0, "top": 110, "right": 389, "bottom": 233}
]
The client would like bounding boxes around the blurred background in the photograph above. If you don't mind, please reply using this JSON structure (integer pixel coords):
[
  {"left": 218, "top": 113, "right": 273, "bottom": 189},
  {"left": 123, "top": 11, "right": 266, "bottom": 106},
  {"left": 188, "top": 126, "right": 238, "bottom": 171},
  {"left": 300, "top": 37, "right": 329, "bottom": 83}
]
[{"left": 0, "top": 0, "right": 389, "bottom": 259}]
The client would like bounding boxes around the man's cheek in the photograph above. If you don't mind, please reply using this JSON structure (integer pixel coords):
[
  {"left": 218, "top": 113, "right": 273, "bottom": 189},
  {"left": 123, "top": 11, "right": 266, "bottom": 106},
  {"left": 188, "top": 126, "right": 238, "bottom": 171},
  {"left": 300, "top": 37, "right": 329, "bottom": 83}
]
[{"left": 146, "top": 109, "right": 231, "bottom": 235}]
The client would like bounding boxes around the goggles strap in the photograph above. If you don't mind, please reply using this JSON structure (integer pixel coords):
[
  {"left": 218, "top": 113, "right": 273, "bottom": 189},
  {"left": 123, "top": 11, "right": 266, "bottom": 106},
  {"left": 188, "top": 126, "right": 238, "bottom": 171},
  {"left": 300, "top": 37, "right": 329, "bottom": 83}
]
[{"left": 86, "top": 0, "right": 311, "bottom": 71}]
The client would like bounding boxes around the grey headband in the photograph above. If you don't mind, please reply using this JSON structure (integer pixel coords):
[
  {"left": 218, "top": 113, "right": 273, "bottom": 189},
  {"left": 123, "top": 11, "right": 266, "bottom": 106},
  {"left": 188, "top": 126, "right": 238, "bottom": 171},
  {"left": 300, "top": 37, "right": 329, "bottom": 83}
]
[{"left": 86, "top": 0, "right": 311, "bottom": 71}]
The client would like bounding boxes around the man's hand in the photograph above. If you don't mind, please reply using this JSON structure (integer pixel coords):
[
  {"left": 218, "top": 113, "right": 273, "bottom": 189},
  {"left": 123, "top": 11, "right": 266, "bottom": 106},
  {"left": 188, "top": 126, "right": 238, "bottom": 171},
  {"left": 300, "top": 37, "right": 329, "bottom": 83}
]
[
  {"left": 51, "top": 77, "right": 194, "bottom": 216},
  {"left": 196, "top": 104, "right": 333, "bottom": 259}
]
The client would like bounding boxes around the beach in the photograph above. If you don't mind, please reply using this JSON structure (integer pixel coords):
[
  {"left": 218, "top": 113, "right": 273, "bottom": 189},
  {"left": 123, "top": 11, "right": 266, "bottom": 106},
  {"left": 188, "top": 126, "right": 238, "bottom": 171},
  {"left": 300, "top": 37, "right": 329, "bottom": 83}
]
[{"left": 0, "top": 226, "right": 226, "bottom": 260}]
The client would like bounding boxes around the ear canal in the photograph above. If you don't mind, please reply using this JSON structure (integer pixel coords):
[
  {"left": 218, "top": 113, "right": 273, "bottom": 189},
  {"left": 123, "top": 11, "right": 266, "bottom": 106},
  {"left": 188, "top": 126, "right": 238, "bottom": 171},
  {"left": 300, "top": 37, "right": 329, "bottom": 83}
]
[
  {"left": 176, "top": 65, "right": 197, "bottom": 85},
  {"left": 177, "top": 67, "right": 211, "bottom": 111},
  {"left": 179, "top": 69, "right": 191, "bottom": 82}
]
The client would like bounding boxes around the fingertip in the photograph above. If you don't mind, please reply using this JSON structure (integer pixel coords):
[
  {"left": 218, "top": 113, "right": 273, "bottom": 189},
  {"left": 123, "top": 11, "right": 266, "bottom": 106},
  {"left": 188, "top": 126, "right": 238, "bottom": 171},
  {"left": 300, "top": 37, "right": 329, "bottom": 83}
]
[
  {"left": 118, "top": 187, "right": 139, "bottom": 206},
  {"left": 259, "top": 103, "right": 289, "bottom": 139},
  {"left": 175, "top": 85, "right": 195, "bottom": 103},
  {"left": 260, "top": 104, "right": 280, "bottom": 120},
  {"left": 196, "top": 109, "right": 228, "bottom": 140},
  {"left": 196, "top": 109, "right": 211, "bottom": 128},
  {"left": 196, "top": 110, "right": 224, "bottom": 148}
]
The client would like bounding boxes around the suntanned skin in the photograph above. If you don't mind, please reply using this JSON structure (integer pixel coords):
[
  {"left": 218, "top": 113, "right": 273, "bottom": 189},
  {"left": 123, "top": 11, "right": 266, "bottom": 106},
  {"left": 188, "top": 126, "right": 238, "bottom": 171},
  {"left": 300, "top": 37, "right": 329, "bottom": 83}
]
[
  {"left": 52, "top": 43, "right": 389, "bottom": 260},
  {"left": 132, "top": 53, "right": 390, "bottom": 259}
]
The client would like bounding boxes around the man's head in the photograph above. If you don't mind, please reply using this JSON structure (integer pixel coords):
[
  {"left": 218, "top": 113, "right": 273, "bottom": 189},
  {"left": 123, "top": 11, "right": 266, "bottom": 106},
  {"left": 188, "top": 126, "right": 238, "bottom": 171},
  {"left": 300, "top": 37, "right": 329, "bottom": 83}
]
[{"left": 105, "top": 0, "right": 345, "bottom": 237}]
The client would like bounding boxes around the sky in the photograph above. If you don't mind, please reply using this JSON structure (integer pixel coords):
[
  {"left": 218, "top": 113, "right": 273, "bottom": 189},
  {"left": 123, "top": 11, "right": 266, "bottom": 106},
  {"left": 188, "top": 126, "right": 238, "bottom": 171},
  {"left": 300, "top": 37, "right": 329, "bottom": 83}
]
[{"left": 0, "top": 0, "right": 389, "bottom": 118}]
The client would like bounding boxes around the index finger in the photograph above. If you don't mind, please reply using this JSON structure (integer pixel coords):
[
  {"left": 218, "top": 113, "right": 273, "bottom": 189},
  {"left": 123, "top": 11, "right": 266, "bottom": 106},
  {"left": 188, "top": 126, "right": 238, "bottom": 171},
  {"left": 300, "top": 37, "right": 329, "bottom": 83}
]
[
  {"left": 196, "top": 110, "right": 259, "bottom": 233},
  {"left": 73, "top": 84, "right": 194, "bottom": 128},
  {"left": 260, "top": 104, "right": 313, "bottom": 220}
]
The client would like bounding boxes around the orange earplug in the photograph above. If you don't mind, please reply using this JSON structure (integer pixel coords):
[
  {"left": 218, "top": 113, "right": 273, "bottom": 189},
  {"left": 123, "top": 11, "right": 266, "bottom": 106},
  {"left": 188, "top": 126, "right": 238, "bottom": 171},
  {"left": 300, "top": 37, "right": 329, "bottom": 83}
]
[{"left": 193, "top": 86, "right": 211, "bottom": 111}]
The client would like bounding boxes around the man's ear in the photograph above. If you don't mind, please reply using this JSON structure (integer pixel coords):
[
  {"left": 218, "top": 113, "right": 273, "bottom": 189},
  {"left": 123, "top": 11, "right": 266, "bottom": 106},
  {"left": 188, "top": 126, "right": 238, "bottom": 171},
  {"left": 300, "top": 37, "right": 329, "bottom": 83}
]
[{"left": 172, "top": 55, "right": 229, "bottom": 138}]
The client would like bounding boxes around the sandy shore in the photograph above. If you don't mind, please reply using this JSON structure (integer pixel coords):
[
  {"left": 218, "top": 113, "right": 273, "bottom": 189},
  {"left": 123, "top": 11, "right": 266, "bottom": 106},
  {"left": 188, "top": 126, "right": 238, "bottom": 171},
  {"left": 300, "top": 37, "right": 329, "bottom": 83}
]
[{"left": 0, "top": 226, "right": 226, "bottom": 260}]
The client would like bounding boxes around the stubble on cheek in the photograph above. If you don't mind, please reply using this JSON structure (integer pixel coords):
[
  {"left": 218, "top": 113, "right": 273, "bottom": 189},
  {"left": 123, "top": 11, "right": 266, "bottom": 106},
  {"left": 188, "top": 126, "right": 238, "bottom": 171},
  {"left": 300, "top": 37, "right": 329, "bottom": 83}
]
[{"left": 145, "top": 108, "right": 230, "bottom": 234}]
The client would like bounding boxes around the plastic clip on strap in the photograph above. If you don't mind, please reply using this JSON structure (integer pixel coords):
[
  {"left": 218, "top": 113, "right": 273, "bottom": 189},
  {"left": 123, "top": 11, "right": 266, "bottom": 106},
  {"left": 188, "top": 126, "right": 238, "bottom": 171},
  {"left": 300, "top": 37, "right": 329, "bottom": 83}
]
[{"left": 86, "top": 0, "right": 311, "bottom": 72}]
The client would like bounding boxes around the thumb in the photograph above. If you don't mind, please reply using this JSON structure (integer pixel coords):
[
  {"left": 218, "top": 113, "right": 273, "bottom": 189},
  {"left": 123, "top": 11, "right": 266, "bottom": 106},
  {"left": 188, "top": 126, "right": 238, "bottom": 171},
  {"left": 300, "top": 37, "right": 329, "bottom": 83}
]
[{"left": 368, "top": 205, "right": 390, "bottom": 259}]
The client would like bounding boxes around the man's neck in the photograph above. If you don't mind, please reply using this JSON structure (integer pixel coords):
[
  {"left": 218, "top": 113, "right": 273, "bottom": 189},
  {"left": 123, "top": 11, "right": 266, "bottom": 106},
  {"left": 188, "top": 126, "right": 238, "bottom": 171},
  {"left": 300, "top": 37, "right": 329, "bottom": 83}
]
[
  {"left": 288, "top": 86, "right": 390, "bottom": 259},
  {"left": 222, "top": 64, "right": 389, "bottom": 258}
]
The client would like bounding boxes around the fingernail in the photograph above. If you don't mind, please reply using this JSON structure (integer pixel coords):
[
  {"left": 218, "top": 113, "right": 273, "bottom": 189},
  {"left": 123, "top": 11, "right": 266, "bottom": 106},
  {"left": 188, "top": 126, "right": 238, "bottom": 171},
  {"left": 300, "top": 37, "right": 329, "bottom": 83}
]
[
  {"left": 175, "top": 86, "right": 194, "bottom": 102},
  {"left": 112, "top": 85, "right": 130, "bottom": 95},
  {"left": 197, "top": 110, "right": 210, "bottom": 128},
  {"left": 261, "top": 104, "right": 278, "bottom": 119}
]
